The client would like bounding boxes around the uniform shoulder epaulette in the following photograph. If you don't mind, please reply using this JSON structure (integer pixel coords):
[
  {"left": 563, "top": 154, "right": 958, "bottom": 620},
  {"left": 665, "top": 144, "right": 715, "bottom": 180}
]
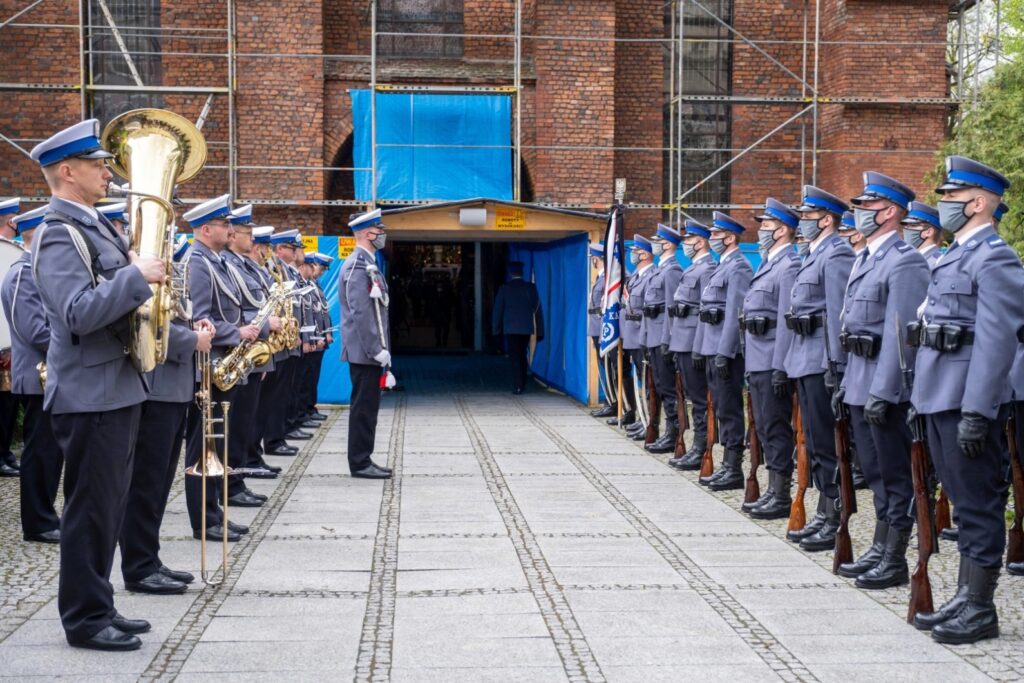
[
  {"left": 985, "top": 233, "right": 1006, "bottom": 247},
  {"left": 895, "top": 242, "right": 912, "bottom": 253}
]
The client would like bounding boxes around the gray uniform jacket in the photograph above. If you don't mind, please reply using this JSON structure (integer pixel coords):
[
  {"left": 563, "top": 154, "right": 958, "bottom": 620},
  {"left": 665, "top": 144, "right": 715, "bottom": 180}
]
[
  {"left": 146, "top": 320, "right": 198, "bottom": 404},
  {"left": 782, "top": 234, "right": 854, "bottom": 379},
  {"left": 698, "top": 250, "right": 753, "bottom": 359},
  {"left": 187, "top": 240, "right": 243, "bottom": 375},
  {"left": 669, "top": 255, "right": 716, "bottom": 354},
  {"left": 588, "top": 272, "right": 605, "bottom": 339},
  {"left": 340, "top": 247, "right": 390, "bottom": 366},
  {"left": 621, "top": 265, "right": 653, "bottom": 351},
  {"left": 839, "top": 236, "right": 929, "bottom": 407},
  {"left": 1010, "top": 343, "right": 1024, "bottom": 401},
  {"left": 285, "top": 265, "right": 303, "bottom": 358},
  {"left": 644, "top": 257, "right": 683, "bottom": 348},
  {"left": 920, "top": 245, "right": 942, "bottom": 270},
  {"left": 1, "top": 251, "right": 48, "bottom": 395},
  {"left": 742, "top": 248, "right": 799, "bottom": 373},
  {"left": 33, "top": 197, "right": 152, "bottom": 414},
  {"left": 911, "top": 225, "right": 1024, "bottom": 419}
]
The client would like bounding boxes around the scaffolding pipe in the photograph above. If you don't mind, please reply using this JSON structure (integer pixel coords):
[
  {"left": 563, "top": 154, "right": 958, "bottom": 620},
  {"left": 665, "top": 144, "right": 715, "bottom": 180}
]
[
  {"left": 811, "top": 0, "right": 820, "bottom": 184},
  {"left": 227, "top": 0, "right": 236, "bottom": 199},
  {"left": 514, "top": 0, "right": 522, "bottom": 203},
  {"left": 371, "top": 0, "right": 378, "bottom": 208},
  {"left": 676, "top": 0, "right": 685, "bottom": 229},
  {"left": 94, "top": 0, "right": 145, "bottom": 87},
  {"left": 0, "top": 0, "right": 46, "bottom": 32}
]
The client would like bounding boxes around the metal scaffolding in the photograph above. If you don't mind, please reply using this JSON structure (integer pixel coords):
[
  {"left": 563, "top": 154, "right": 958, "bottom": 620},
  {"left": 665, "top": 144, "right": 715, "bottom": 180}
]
[{"left": 0, "top": 0, "right": 1004, "bottom": 217}]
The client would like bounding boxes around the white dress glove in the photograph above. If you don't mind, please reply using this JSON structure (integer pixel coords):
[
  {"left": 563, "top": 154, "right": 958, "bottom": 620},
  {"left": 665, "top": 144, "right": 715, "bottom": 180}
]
[{"left": 374, "top": 349, "right": 391, "bottom": 367}]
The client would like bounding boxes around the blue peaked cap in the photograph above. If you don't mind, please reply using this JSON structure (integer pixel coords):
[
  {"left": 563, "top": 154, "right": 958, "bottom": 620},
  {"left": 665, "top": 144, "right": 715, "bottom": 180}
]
[
  {"left": 937, "top": 156, "right": 1010, "bottom": 197},
  {"left": 901, "top": 201, "right": 941, "bottom": 230},
  {"left": 796, "top": 185, "right": 848, "bottom": 216},
  {"left": 754, "top": 198, "right": 799, "bottom": 228},
  {"left": 851, "top": 171, "right": 915, "bottom": 208},
  {"left": 712, "top": 212, "right": 745, "bottom": 235},
  {"left": 684, "top": 220, "right": 711, "bottom": 239}
]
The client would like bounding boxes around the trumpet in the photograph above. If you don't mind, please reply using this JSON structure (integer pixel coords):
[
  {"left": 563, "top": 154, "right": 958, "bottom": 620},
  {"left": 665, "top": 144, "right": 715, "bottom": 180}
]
[{"left": 184, "top": 350, "right": 231, "bottom": 586}]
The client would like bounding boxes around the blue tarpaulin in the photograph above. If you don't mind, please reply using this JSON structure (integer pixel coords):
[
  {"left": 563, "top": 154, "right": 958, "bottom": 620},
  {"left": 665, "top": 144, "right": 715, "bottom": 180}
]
[
  {"left": 350, "top": 91, "right": 513, "bottom": 202},
  {"left": 507, "top": 234, "right": 590, "bottom": 404}
]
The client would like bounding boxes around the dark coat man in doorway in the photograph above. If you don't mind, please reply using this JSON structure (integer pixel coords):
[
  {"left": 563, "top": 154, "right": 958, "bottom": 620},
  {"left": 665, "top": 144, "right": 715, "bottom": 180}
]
[{"left": 493, "top": 261, "right": 545, "bottom": 394}]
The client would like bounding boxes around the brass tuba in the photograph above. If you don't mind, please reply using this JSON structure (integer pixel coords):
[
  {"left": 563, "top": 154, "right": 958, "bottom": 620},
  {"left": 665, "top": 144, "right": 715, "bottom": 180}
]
[{"left": 101, "top": 109, "right": 207, "bottom": 373}]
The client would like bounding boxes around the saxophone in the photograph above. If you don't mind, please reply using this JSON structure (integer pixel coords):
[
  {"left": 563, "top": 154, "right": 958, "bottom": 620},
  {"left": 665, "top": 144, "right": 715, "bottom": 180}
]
[
  {"left": 264, "top": 255, "right": 300, "bottom": 352},
  {"left": 212, "top": 282, "right": 294, "bottom": 391}
]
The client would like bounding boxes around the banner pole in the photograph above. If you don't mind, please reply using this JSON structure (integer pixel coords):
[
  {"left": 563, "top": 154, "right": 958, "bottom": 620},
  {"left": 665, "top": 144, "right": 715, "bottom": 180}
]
[{"left": 616, "top": 342, "right": 624, "bottom": 426}]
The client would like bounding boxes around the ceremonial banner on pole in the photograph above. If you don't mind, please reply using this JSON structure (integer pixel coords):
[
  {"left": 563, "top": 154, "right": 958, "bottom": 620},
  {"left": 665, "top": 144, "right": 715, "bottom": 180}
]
[{"left": 599, "top": 204, "right": 624, "bottom": 357}]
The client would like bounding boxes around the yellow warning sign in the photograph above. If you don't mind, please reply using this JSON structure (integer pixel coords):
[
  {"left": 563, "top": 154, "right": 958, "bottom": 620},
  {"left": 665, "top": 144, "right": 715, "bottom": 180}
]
[
  {"left": 337, "top": 237, "right": 356, "bottom": 260},
  {"left": 495, "top": 208, "right": 527, "bottom": 231},
  {"left": 301, "top": 236, "right": 319, "bottom": 254}
]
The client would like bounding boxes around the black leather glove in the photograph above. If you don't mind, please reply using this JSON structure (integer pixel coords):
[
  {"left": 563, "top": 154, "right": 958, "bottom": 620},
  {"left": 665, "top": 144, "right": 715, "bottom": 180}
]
[
  {"left": 863, "top": 395, "right": 891, "bottom": 425},
  {"left": 823, "top": 366, "right": 841, "bottom": 392},
  {"left": 714, "top": 354, "right": 731, "bottom": 380},
  {"left": 771, "top": 370, "right": 790, "bottom": 399},
  {"left": 957, "top": 411, "right": 989, "bottom": 459},
  {"left": 830, "top": 386, "right": 846, "bottom": 419},
  {"left": 692, "top": 353, "right": 706, "bottom": 371}
]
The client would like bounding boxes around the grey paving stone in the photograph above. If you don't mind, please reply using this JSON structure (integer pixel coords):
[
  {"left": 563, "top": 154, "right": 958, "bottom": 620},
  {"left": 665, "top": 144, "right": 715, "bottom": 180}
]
[
  {"left": 601, "top": 664, "right": 784, "bottom": 683},
  {"left": 776, "top": 633, "right": 963, "bottom": 664},
  {"left": 180, "top": 641, "right": 351, "bottom": 673},
  {"left": 390, "top": 666, "right": 570, "bottom": 682},
  {"left": 808, "top": 662, "right": 994, "bottom": 682},
  {"left": 586, "top": 635, "right": 763, "bottom": 667},
  {"left": 391, "top": 635, "right": 564, "bottom": 669}
]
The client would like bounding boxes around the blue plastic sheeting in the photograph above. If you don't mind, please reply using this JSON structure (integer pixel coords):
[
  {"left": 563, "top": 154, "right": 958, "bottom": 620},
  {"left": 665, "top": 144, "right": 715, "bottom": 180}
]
[
  {"left": 508, "top": 234, "right": 590, "bottom": 404},
  {"left": 350, "top": 90, "right": 513, "bottom": 202}
]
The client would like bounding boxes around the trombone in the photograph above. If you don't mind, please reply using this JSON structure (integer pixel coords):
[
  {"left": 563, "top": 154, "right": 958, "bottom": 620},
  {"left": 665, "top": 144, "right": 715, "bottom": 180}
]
[{"left": 184, "top": 349, "right": 232, "bottom": 586}]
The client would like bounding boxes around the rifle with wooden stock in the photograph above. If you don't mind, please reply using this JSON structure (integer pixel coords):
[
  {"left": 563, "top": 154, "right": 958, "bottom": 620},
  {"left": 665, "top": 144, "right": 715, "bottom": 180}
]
[
  {"left": 645, "top": 356, "right": 661, "bottom": 445},
  {"left": 1007, "top": 405, "right": 1024, "bottom": 566},
  {"left": 935, "top": 488, "right": 951, "bottom": 533},
  {"left": 788, "top": 387, "right": 809, "bottom": 532},
  {"left": 675, "top": 369, "right": 689, "bottom": 457},
  {"left": 822, "top": 321, "right": 855, "bottom": 571},
  {"left": 896, "top": 316, "right": 936, "bottom": 623},
  {"left": 744, "top": 386, "right": 762, "bottom": 504},
  {"left": 700, "top": 389, "right": 717, "bottom": 478}
]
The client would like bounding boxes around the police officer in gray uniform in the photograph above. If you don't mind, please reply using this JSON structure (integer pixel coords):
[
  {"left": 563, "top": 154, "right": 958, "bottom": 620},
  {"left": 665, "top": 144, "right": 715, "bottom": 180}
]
[
  {"left": 645, "top": 224, "right": 685, "bottom": 454},
  {"left": 742, "top": 199, "right": 800, "bottom": 518},
  {"left": 0, "top": 197, "right": 23, "bottom": 478},
  {"left": 696, "top": 212, "right": 752, "bottom": 490},
  {"left": 248, "top": 227, "right": 287, "bottom": 470},
  {"left": 668, "top": 221, "right": 717, "bottom": 470},
  {"left": 183, "top": 195, "right": 263, "bottom": 540},
  {"left": 623, "top": 236, "right": 656, "bottom": 440},
  {"left": 832, "top": 173, "right": 929, "bottom": 587},
  {"left": 1, "top": 206, "right": 62, "bottom": 542},
  {"left": 31, "top": 119, "right": 164, "bottom": 651},
  {"left": 910, "top": 156, "right": 1024, "bottom": 644},
  {"left": 900, "top": 201, "right": 944, "bottom": 270},
  {"left": 120, "top": 237, "right": 211, "bottom": 595},
  {"left": 340, "top": 209, "right": 394, "bottom": 479},
  {"left": 588, "top": 243, "right": 617, "bottom": 418},
  {"left": 783, "top": 186, "right": 855, "bottom": 549}
]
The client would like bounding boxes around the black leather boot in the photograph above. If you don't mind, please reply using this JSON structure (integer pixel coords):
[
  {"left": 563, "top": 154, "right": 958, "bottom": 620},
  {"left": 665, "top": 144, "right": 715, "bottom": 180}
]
[
  {"left": 856, "top": 526, "right": 910, "bottom": 589},
  {"left": 750, "top": 472, "right": 792, "bottom": 520},
  {"left": 645, "top": 423, "right": 679, "bottom": 454},
  {"left": 591, "top": 404, "right": 617, "bottom": 418},
  {"left": 787, "top": 495, "right": 826, "bottom": 542},
  {"left": 709, "top": 449, "right": 744, "bottom": 491},
  {"left": 931, "top": 560, "right": 1000, "bottom": 645},
  {"left": 1008, "top": 561, "right": 1024, "bottom": 577},
  {"left": 852, "top": 463, "right": 868, "bottom": 490},
  {"left": 671, "top": 437, "right": 706, "bottom": 470},
  {"left": 915, "top": 555, "right": 970, "bottom": 630},
  {"left": 838, "top": 520, "right": 889, "bottom": 578},
  {"left": 610, "top": 411, "right": 635, "bottom": 426},
  {"left": 800, "top": 498, "right": 840, "bottom": 552},
  {"left": 940, "top": 526, "right": 960, "bottom": 542},
  {"left": 742, "top": 473, "right": 775, "bottom": 513}
]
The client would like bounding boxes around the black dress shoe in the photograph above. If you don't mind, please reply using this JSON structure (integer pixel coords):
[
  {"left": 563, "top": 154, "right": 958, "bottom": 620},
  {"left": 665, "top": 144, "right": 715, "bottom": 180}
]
[
  {"left": 266, "top": 444, "right": 299, "bottom": 456},
  {"left": 708, "top": 467, "right": 744, "bottom": 491},
  {"left": 159, "top": 565, "right": 195, "bottom": 584},
  {"left": 70, "top": 626, "right": 140, "bottom": 651},
  {"left": 352, "top": 464, "right": 392, "bottom": 479},
  {"left": 300, "top": 419, "right": 320, "bottom": 429},
  {"left": 245, "top": 467, "right": 278, "bottom": 479},
  {"left": 125, "top": 572, "right": 187, "bottom": 595},
  {"left": 838, "top": 521, "right": 888, "bottom": 578},
  {"left": 227, "top": 520, "right": 249, "bottom": 535},
  {"left": 194, "top": 525, "right": 240, "bottom": 542},
  {"left": 227, "top": 491, "right": 264, "bottom": 507},
  {"left": 0, "top": 462, "right": 18, "bottom": 477},
  {"left": 24, "top": 529, "right": 60, "bottom": 544},
  {"left": 940, "top": 526, "right": 960, "bottom": 542},
  {"left": 258, "top": 459, "right": 282, "bottom": 473},
  {"left": 800, "top": 499, "right": 841, "bottom": 553},
  {"left": 112, "top": 612, "right": 151, "bottom": 634},
  {"left": 609, "top": 411, "right": 635, "bottom": 426},
  {"left": 310, "top": 412, "right": 328, "bottom": 421},
  {"left": 590, "top": 405, "right": 617, "bottom": 419},
  {"left": 286, "top": 429, "right": 312, "bottom": 441},
  {"left": 244, "top": 488, "right": 268, "bottom": 502},
  {"left": 673, "top": 450, "right": 704, "bottom": 471},
  {"left": 645, "top": 432, "right": 678, "bottom": 454}
]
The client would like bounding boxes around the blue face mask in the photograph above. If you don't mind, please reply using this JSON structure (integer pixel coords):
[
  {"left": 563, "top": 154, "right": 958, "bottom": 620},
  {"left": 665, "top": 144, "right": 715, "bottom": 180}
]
[
  {"left": 652, "top": 242, "right": 665, "bottom": 257},
  {"left": 682, "top": 243, "right": 697, "bottom": 260},
  {"left": 709, "top": 237, "right": 727, "bottom": 255},
  {"left": 797, "top": 242, "right": 810, "bottom": 258},
  {"left": 853, "top": 207, "right": 883, "bottom": 238},
  {"left": 902, "top": 226, "right": 925, "bottom": 250},
  {"left": 938, "top": 199, "right": 974, "bottom": 233},
  {"left": 629, "top": 251, "right": 640, "bottom": 266},
  {"left": 799, "top": 217, "right": 823, "bottom": 242}
]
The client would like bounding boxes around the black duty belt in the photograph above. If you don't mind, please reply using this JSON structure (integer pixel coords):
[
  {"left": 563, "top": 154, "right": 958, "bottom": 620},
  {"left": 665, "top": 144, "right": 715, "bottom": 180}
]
[
  {"left": 668, "top": 304, "right": 693, "bottom": 319},
  {"left": 739, "top": 316, "right": 777, "bottom": 336},
  {"left": 907, "top": 321, "right": 974, "bottom": 352},
  {"left": 643, "top": 304, "right": 666, "bottom": 318},
  {"left": 1018, "top": 326, "right": 1024, "bottom": 344},
  {"left": 588, "top": 307, "right": 601, "bottom": 315},
  {"left": 699, "top": 308, "right": 724, "bottom": 325},
  {"left": 840, "top": 331, "right": 881, "bottom": 358},
  {"left": 624, "top": 312, "right": 643, "bottom": 322},
  {"left": 785, "top": 312, "right": 825, "bottom": 336}
]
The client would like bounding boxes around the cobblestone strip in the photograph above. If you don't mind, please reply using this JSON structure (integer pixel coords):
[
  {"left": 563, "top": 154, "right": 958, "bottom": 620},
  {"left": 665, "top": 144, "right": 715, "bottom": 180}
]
[
  {"left": 234, "top": 589, "right": 369, "bottom": 599},
  {"left": 517, "top": 399, "right": 818, "bottom": 683},
  {"left": 139, "top": 411, "right": 341, "bottom": 681},
  {"left": 354, "top": 395, "right": 405, "bottom": 683},
  {"left": 456, "top": 398, "right": 606, "bottom": 683}
]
